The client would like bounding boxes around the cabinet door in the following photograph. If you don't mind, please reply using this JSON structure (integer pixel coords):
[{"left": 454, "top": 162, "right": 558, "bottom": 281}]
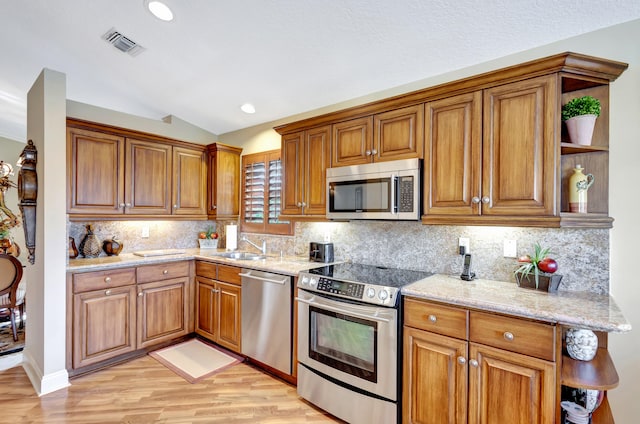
[
  {"left": 195, "top": 276, "right": 217, "bottom": 340},
  {"left": 304, "top": 125, "right": 331, "bottom": 215},
  {"left": 216, "top": 281, "right": 242, "bottom": 352},
  {"left": 482, "top": 75, "right": 557, "bottom": 216},
  {"left": 374, "top": 104, "right": 424, "bottom": 162},
  {"left": 72, "top": 286, "right": 136, "bottom": 369},
  {"left": 424, "top": 92, "right": 482, "bottom": 216},
  {"left": 208, "top": 144, "right": 242, "bottom": 219},
  {"left": 332, "top": 116, "right": 373, "bottom": 166},
  {"left": 468, "top": 343, "right": 555, "bottom": 424},
  {"left": 125, "top": 138, "right": 172, "bottom": 215},
  {"left": 173, "top": 146, "right": 206, "bottom": 216},
  {"left": 137, "top": 277, "right": 188, "bottom": 349},
  {"left": 67, "top": 127, "right": 125, "bottom": 215},
  {"left": 403, "top": 327, "right": 468, "bottom": 424},
  {"left": 281, "top": 131, "right": 305, "bottom": 216}
]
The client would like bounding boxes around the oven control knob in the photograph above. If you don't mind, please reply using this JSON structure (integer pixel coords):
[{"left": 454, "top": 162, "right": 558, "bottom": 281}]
[
  {"left": 366, "top": 287, "right": 376, "bottom": 298},
  {"left": 378, "top": 289, "right": 389, "bottom": 301},
  {"left": 301, "top": 276, "right": 310, "bottom": 286},
  {"left": 309, "top": 277, "right": 318, "bottom": 287}
]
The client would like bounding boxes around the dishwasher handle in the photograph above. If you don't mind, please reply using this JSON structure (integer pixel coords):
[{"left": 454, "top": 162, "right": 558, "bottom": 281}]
[{"left": 239, "top": 272, "right": 288, "bottom": 285}]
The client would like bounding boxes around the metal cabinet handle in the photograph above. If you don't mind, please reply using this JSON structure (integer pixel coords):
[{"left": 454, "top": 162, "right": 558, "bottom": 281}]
[
  {"left": 302, "top": 202, "right": 307, "bottom": 207},
  {"left": 138, "top": 292, "right": 143, "bottom": 297},
  {"left": 503, "top": 331, "right": 514, "bottom": 341},
  {"left": 163, "top": 270, "right": 168, "bottom": 275},
  {"left": 428, "top": 314, "right": 437, "bottom": 323},
  {"left": 125, "top": 202, "right": 132, "bottom": 207},
  {"left": 119, "top": 203, "right": 125, "bottom": 208},
  {"left": 173, "top": 204, "right": 178, "bottom": 208},
  {"left": 469, "top": 359, "right": 479, "bottom": 367},
  {"left": 211, "top": 288, "right": 219, "bottom": 294},
  {"left": 212, "top": 205, "right": 217, "bottom": 210},
  {"left": 365, "top": 150, "right": 371, "bottom": 156},
  {"left": 297, "top": 202, "right": 302, "bottom": 207},
  {"left": 104, "top": 276, "right": 111, "bottom": 283},
  {"left": 457, "top": 356, "right": 466, "bottom": 365},
  {"left": 472, "top": 197, "right": 480, "bottom": 204},
  {"left": 481, "top": 196, "right": 490, "bottom": 204},
  {"left": 105, "top": 290, "right": 111, "bottom": 296},
  {"left": 371, "top": 149, "right": 378, "bottom": 155}
]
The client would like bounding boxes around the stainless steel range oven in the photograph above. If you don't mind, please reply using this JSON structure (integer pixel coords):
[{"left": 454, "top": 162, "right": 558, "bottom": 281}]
[{"left": 297, "top": 263, "right": 431, "bottom": 424}]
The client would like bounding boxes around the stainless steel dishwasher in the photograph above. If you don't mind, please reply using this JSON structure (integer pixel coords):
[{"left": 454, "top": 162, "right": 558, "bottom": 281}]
[{"left": 240, "top": 268, "right": 292, "bottom": 374}]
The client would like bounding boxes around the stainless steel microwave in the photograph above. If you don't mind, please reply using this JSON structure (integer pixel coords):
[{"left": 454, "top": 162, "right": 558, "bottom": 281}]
[{"left": 326, "top": 158, "right": 420, "bottom": 220}]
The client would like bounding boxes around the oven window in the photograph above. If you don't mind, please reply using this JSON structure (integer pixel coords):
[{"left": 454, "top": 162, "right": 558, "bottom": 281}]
[{"left": 309, "top": 306, "right": 377, "bottom": 383}]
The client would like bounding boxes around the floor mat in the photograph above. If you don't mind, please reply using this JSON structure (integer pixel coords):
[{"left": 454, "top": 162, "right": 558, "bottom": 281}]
[
  {"left": 0, "top": 317, "right": 25, "bottom": 356},
  {"left": 149, "top": 339, "right": 243, "bottom": 383}
]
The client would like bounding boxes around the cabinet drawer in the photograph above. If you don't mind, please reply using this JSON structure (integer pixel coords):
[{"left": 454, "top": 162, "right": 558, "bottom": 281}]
[
  {"left": 137, "top": 261, "right": 189, "bottom": 284},
  {"left": 196, "top": 261, "right": 217, "bottom": 279},
  {"left": 217, "top": 264, "right": 241, "bottom": 285},
  {"left": 73, "top": 268, "right": 136, "bottom": 293},
  {"left": 469, "top": 311, "right": 556, "bottom": 361},
  {"left": 404, "top": 298, "right": 468, "bottom": 339}
]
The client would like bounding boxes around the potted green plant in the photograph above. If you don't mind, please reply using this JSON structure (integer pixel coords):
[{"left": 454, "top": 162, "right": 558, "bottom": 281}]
[
  {"left": 561, "top": 95, "right": 601, "bottom": 146},
  {"left": 514, "top": 243, "right": 562, "bottom": 292}
]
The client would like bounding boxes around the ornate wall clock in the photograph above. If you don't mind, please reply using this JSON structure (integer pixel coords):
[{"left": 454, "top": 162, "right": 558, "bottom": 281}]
[{"left": 17, "top": 140, "right": 37, "bottom": 264}]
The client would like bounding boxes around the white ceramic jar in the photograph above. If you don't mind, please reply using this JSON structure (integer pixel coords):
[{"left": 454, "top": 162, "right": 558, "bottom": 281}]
[{"left": 566, "top": 328, "right": 598, "bottom": 361}]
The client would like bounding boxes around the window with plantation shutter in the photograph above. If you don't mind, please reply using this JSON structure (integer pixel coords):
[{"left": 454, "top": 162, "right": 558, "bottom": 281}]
[{"left": 240, "top": 150, "right": 291, "bottom": 235}]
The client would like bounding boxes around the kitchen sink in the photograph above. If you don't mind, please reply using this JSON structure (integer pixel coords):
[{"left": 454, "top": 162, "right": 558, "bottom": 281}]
[{"left": 215, "top": 251, "right": 266, "bottom": 261}]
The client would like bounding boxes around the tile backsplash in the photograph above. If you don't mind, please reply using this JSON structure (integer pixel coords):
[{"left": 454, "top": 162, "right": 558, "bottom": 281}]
[{"left": 68, "top": 219, "right": 609, "bottom": 294}]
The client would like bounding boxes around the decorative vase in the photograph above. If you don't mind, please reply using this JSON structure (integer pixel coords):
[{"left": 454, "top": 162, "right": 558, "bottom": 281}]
[
  {"left": 102, "top": 236, "right": 123, "bottom": 256},
  {"left": 515, "top": 271, "right": 562, "bottom": 292},
  {"left": 566, "top": 328, "right": 598, "bottom": 361},
  {"left": 69, "top": 237, "right": 79, "bottom": 259},
  {"left": 565, "top": 114, "right": 597, "bottom": 146},
  {"left": 568, "top": 165, "right": 595, "bottom": 213},
  {"left": 79, "top": 224, "right": 101, "bottom": 258}
]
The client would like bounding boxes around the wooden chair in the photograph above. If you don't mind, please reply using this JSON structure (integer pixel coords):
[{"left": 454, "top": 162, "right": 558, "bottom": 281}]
[{"left": 0, "top": 253, "right": 25, "bottom": 341}]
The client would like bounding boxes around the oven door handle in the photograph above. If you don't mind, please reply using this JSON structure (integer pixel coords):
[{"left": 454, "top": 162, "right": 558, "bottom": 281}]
[{"left": 296, "top": 296, "right": 391, "bottom": 323}]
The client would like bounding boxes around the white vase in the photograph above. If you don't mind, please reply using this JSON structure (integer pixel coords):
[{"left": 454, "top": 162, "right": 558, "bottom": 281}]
[
  {"left": 565, "top": 114, "right": 597, "bottom": 146},
  {"left": 566, "top": 328, "right": 598, "bottom": 361}
]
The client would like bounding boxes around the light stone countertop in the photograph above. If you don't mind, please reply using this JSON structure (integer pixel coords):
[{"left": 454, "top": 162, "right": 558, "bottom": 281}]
[
  {"left": 67, "top": 248, "right": 334, "bottom": 276},
  {"left": 402, "top": 274, "right": 631, "bottom": 333}
]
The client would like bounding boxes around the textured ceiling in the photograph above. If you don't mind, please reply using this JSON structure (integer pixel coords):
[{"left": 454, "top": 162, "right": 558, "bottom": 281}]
[{"left": 1, "top": 0, "right": 639, "bottom": 141}]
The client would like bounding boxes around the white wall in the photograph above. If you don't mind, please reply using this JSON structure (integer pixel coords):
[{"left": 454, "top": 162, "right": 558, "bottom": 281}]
[{"left": 220, "top": 19, "right": 640, "bottom": 421}]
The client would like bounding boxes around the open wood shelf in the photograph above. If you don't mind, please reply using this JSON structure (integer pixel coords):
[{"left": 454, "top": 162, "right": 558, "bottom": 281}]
[
  {"left": 562, "top": 348, "right": 619, "bottom": 390},
  {"left": 591, "top": 396, "right": 615, "bottom": 424},
  {"left": 561, "top": 142, "right": 609, "bottom": 155}
]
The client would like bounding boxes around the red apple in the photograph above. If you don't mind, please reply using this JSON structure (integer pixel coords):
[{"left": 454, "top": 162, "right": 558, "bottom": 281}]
[
  {"left": 538, "top": 257, "right": 558, "bottom": 273},
  {"left": 517, "top": 255, "right": 531, "bottom": 263}
]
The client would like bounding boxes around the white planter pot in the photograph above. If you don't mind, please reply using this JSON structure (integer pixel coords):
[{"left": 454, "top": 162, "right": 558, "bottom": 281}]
[
  {"left": 566, "top": 327, "right": 598, "bottom": 361},
  {"left": 565, "top": 114, "right": 597, "bottom": 146}
]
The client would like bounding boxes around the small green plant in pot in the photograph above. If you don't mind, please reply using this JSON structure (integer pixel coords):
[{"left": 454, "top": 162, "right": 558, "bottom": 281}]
[
  {"left": 515, "top": 243, "right": 562, "bottom": 292},
  {"left": 562, "top": 96, "right": 601, "bottom": 146}
]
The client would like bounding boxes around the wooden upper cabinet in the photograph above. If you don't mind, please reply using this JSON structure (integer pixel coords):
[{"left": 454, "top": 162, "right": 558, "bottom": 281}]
[
  {"left": 424, "top": 91, "right": 482, "bottom": 216},
  {"left": 482, "top": 75, "right": 557, "bottom": 217},
  {"left": 173, "top": 146, "right": 206, "bottom": 216},
  {"left": 332, "top": 116, "right": 373, "bottom": 166},
  {"left": 281, "top": 125, "right": 331, "bottom": 217},
  {"left": 374, "top": 104, "right": 424, "bottom": 161},
  {"left": 125, "top": 138, "right": 172, "bottom": 215},
  {"left": 207, "top": 143, "right": 243, "bottom": 219},
  {"left": 67, "top": 127, "right": 125, "bottom": 215}
]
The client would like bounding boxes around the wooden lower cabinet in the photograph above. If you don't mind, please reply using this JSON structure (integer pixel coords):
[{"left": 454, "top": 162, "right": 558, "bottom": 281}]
[
  {"left": 403, "top": 298, "right": 556, "bottom": 424},
  {"left": 136, "top": 277, "right": 190, "bottom": 349},
  {"left": 195, "top": 262, "right": 242, "bottom": 353},
  {"left": 72, "top": 285, "right": 137, "bottom": 369}
]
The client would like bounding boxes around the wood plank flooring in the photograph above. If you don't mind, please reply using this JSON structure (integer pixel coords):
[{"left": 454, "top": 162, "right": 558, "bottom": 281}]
[{"left": 0, "top": 356, "right": 343, "bottom": 423}]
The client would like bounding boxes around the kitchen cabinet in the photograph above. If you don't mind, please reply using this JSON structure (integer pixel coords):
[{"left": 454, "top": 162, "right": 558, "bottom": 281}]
[
  {"left": 331, "top": 105, "right": 423, "bottom": 167},
  {"left": 195, "top": 261, "right": 242, "bottom": 352},
  {"left": 70, "top": 267, "right": 137, "bottom": 369},
  {"left": 281, "top": 125, "right": 331, "bottom": 218},
  {"left": 67, "top": 260, "right": 194, "bottom": 375},
  {"left": 403, "top": 298, "right": 557, "bottom": 424},
  {"left": 67, "top": 119, "right": 207, "bottom": 220},
  {"left": 136, "top": 262, "right": 191, "bottom": 349},
  {"left": 207, "top": 143, "right": 243, "bottom": 219}
]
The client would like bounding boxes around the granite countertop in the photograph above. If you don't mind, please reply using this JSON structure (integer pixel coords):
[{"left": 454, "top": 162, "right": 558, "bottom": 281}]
[
  {"left": 67, "top": 248, "right": 335, "bottom": 276},
  {"left": 402, "top": 274, "right": 631, "bottom": 333}
]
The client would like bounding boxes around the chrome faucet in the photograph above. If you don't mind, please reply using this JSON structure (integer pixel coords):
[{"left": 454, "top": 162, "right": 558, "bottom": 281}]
[{"left": 242, "top": 236, "right": 267, "bottom": 255}]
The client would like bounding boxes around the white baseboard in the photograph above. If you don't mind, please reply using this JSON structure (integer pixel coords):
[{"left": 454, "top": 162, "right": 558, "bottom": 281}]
[{"left": 22, "top": 348, "right": 70, "bottom": 396}]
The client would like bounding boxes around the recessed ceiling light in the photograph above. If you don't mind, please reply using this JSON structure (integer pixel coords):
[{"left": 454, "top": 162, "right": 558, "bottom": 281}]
[
  {"left": 146, "top": 0, "right": 174, "bottom": 21},
  {"left": 241, "top": 103, "right": 256, "bottom": 114}
]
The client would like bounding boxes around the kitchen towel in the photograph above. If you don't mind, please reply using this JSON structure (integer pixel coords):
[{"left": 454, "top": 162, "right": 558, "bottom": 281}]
[{"left": 226, "top": 224, "right": 237, "bottom": 250}]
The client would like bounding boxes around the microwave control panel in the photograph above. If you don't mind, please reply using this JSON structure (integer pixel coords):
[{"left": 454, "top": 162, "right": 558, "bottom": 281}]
[{"left": 398, "top": 176, "right": 414, "bottom": 212}]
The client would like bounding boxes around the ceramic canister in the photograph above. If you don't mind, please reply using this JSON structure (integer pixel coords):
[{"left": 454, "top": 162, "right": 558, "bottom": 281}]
[{"left": 568, "top": 165, "right": 594, "bottom": 213}]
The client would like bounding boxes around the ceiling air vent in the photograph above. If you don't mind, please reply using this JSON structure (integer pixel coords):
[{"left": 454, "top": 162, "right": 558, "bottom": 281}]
[{"left": 101, "top": 28, "right": 146, "bottom": 56}]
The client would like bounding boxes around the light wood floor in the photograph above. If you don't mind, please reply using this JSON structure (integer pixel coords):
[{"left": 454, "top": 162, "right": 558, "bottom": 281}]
[{"left": 0, "top": 356, "right": 343, "bottom": 423}]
